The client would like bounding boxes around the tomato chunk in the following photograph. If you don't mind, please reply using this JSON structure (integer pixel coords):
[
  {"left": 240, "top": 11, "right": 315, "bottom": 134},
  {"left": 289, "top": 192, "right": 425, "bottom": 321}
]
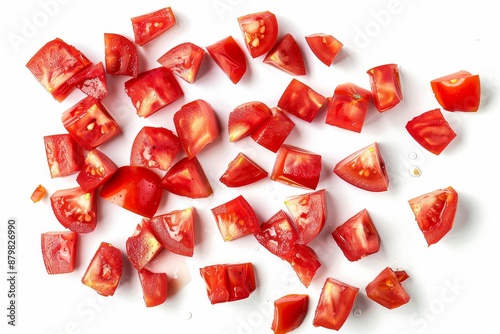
[
  {"left": 104, "top": 33, "right": 139, "bottom": 77},
  {"left": 50, "top": 186, "right": 97, "bottom": 234},
  {"left": 126, "top": 219, "right": 163, "bottom": 271},
  {"left": 31, "top": 184, "right": 47, "bottom": 203},
  {"left": 43, "top": 134, "right": 84, "bottom": 178},
  {"left": 65, "top": 62, "right": 108, "bottom": 100},
  {"left": 219, "top": 152, "right": 268, "bottom": 187},
  {"left": 254, "top": 210, "right": 299, "bottom": 260},
  {"left": 264, "top": 33, "right": 306, "bottom": 76},
  {"left": 157, "top": 42, "right": 205, "bottom": 84},
  {"left": 130, "top": 126, "right": 181, "bottom": 170},
  {"left": 138, "top": 269, "right": 168, "bottom": 307},
  {"left": 366, "top": 267, "right": 410, "bottom": 309},
  {"left": 207, "top": 36, "right": 247, "bottom": 84},
  {"left": 211, "top": 195, "right": 260, "bottom": 241},
  {"left": 286, "top": 243, "right": 321, "bottom": 288},
  {"left": 367, "top": 63, "right": 403, "bottom": 112},
  {"left": 82, "top": 242, "right": 122, "bottom": 297},
  {"left": 237, "top": 11, "right": 278, "bottom": 58},
  {"left": 271, "top": 294, "right": 309, "bottom": 334},
  {"left": 250, "top": 107, "right": 295, "bottom": 153},
  {"left": 305, "top": 33, "right": 343, "bottom": 66},
  {"left": 200, "top": 263, "right": 256, "bottom": 304},
  {"left": 76, "top": 149, "right": 118, "bottom": 192},
  {"left": 228, "top": 101, "right": 272, "bottom": 142},
  {"left": 131, "top": 7, "right": 176, "bottom": 46},
  {"left": 277, "top": 78, "right": 326, "bottom": 123},
  {"left": 41, "top": 231, "right": 77, "bottom": 274},
  {"left": 160, "top": 157, "right": 213, "bottom": 199},
  {"left": 431, "top": 70, "right": 480, "bottom": 112}
]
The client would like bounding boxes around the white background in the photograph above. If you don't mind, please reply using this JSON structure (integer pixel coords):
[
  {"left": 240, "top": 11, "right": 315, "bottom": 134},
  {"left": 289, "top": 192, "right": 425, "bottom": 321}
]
[{"left": 1, "top": 0, "right": 499, "bottom": 333}]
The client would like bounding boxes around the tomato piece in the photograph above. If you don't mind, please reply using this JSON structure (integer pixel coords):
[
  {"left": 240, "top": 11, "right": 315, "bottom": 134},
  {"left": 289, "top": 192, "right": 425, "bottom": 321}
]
[
  {"left": 26, "top": 37, "right": 91, "bottom": 102},
  {"left": 100, "top": 166, "right": 163, "bottom": 218},
  {"left": 325, "top": 82, "right": 372, "bottom": 133},
  {"left": 41, "top": 231, "right": 77, "bottom": 274},
  {"left": 211, "top": 195, "right": 260, "bottom": 241},
  {"left": 62, "top": 96, "right": 121, "bottom": 151},
  {"left": 130, "top": 126, "right": 181, "bottom": 170},
  {"left": 333, "top": 142, "right": 389, "bottom": 192},
  {"left": 264, "top": 33, "right": 306, "bottom": 76},
  {"left": 313, "top": 278, "right": 359, "bottom": 330},
  {"left": 173, "top": 99, "right": 220, "bottom": 159},
  {"left": 31, "top": 184, "right": 47, "bottom": 203},
  {"left": 82, "top": 242, "right": 122, "bottom": 297},
  {"left": 284, "top": 189, "right": 327, "bottom": 244},
  {"left": 149, "top": 207, "right": 196, "bottom": 257},
  {"left": 157, "top": 42, "right": 205, "bottom": 83},
  {"left": 126, "top": 219, "right": 163, "bottom": 271},
  {"left": 219, "top": 152, "right": 268, "bottom": 187},
  {"left": 332, "top": 208, "right": 381, "bottom": 261},
  {"left": 277, "top": 78, "right": 326, "bottom": 123},
  {"left": 285, "top": 243, "right": 321, "bottom": 288},
  {"left": 138, "top": 268, "right": 168, "bottom": 307},
  {"left": 43, "top": 134, "right": 84, "bottom": 178},
  {"left": 305, "top": 33, "right": 343, "bottom": 66},
  {"left": 50, "top": 186, "right": 97, "bottom": 234},
  {"left": 65, "top": 62, "right": 108, "bottom": 100},
  {"left": 250, "top": 107, "right": 295, "bottom": 153},
  {"left": 365, "top": 267, "right": 410, "bottom": 309},
  {"left": 160, "top": 157, "right": 213, "bottom": 199},
  {"left": 367, "top": 63, "right": 403, "bottom": 112},
  {"left": 405, "top": 108, "right": 457, "bottom": 155},
  {"left": 104, "top": 33, "right": 139, "bottom": 77},
  {"left": 237, "top": 11, "right": 279, "bottom": 58},
  {"left": 227, "top": 101, "right": 272, "bottom": 142},
  {"left": 207, "top": 36, "right": 247, "bottom": 84},
  {"left": 408, "top": 186, "right": 458, "bottom": 246},
  {"left": 76, "top": 149, "right": 118, "bottom": 192},
  {"left": 131, "top": 7, "right": 176, "bottom": 46},
  {"left": 271, "top": 294, "right": 309, "bottom": 334},
  {"left": 199, "top": 263, "right": 256, "bottom": 304},
  {"left": 124, "top": 66, "right": 184, "bottom": 118},
  {"left": 254, "top": 210, "right": 299, "bottom": 260},
  {"left": 271, "top": 144, "right": 322, "bottom": 190},
  {"left": 430, "top": 70, "right": 481, "bottom": 112}
]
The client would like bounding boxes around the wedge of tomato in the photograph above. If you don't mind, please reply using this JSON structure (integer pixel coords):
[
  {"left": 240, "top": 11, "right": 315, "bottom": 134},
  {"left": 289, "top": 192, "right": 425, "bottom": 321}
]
[
  {"left": 207, "top": 36, "right": 247, "bottom": 84},
  {"left": 50, "top": 186, "right": 97, "bottom": 234},
  {"left": 126, "top": 219, "right": 163, "bottom": 271},
  {"left": 138, "top": 269, "right": 168, "bottom": 307},
  {"left": 431, "top": 70, "right": 480, "bottom": 112},
  {"left": 131, "top": 7, "right": 176, "bottom": 46},
  {"left": 286, "top": 243, "right": 321, "bottom": 288},
  {"left": 271, "top": 294, "right": 309, "bottom": 334},
  {"left": 130, "top": 126, "right": 181, "bottom": 171},
  {"left": 219, "top": 152, "right": 268, "bottom": 187},
  {"left": 160, "top": 157, "right": 213, "bottom": 199},
  {"left": 277, "top": 78, "right": 326, "bottom": 123},
  {"left": 104, "top": 33, "right": 139, "bottom": 77},
  {"left": 408, "top": 186, "right": 458, "bottom": 246},
  {"left": 250, "top": 107, "right": 295, "bottom": 153},
  {"left": 82, "top": 242, "right": 122, "bottom": 297},
  {"left": 227, "top": 101, "right": 272, "bottom": 142},
  {"left": 305, "top": 33, "right": 343, "bottom": 66},
  {"left": 65, "top": 62, "right": 108, "bottom": 100},
  {"left": 43, "top": 134, "right": 85, "bottom": 178},
  {"left": 157, "top": 42, "right": 205, "bottom": 83},
  {"left": 77, "top": 149, "right": 118, "bottom": 192},
  {"left": 211, "top": 195, "right": 260, "bottom": 242},
  {"left": 264, "top": 33, "right": 306, "bottom": 76},
  {"left": 237, "top": 11, "right": 278, "bottom": 58},
  {"left": 31, "top": 184, "right": 47, "bottom": 203},
  {"left": 253, "top": 210, "right": 299, "bottom": 260},
  {"left": 41, "top": 231, "right": 78, "bottom": 275},
  {"left": 367, "top": 63, "right": 403, "bottom": 112},
  {"left": 366, "top": 267, "right": 410, "bottom": 309}
]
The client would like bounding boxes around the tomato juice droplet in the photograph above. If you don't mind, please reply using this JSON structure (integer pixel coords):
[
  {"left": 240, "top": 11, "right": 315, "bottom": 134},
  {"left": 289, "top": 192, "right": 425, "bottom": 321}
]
[{"left": 408, "top": 165, "right": 422, "bottom": 177}]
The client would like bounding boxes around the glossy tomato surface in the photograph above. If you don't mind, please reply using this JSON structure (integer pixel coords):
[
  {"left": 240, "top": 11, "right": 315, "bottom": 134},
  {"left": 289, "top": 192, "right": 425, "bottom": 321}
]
[
  {"left": 160, "top": 157, "right": 213, "bottom": 199},
  {"left": 77, "top": 149, "right": 118, "bottom": 192},
  {"left": 31, "top": 184, "right": 47, "bottom": 203},
  {"left": 250, "top": 107, "right": 295, "bottom": 152},
  {"left": 130, "top": 126, "right": 181, "bottom": 170},
  {"left": 264, "top": 33, "right": 306, "bottom": 75},
  {"left": 104, "top": 33, "right": 139, "bottom": 77},
  {"left": 271, "top": 294, "right": 309, "bottom": 334},
  {"left": 277, "top": 78, "right": 326, "bottom": 123},
  {"left": 41, "top": 231, "right": 78, "bottom": 275},
  {"left": 305, "top": 33, "right": 343, "bottom": 66},
  {"left": 253, "top": 210, "right": 299, "bottom": 260},
  {"left": 431, "top": 70, "right": 481, "bottom": 112},
  {"left": 367, "top": 63, "right": 403, "bottom": 112},
  {"left": 227, "top": 101, "right": 272, "bottom": 142},
  {"left": 81, "top": 242, "right": 122, "bottom": 297},
  {"left": 286, "top": 243, "right": 321, "bottom": 288},
  {"left": 219, "top": 152, "right": 268, "bottom": 187},
  {"left": 157, "top": 42, "right": 205, "bottom": 83},
  {"left": 131, "top": 7, "right": 176, "bottom": 46},
  {"left": 211, "top": 195, "right": 260, "bottom": 241},
  {"left": 65, "top": 61, "right": 108, "bottom": 100},
  {"left": 237, "top": 11, "right": 278, "bottom": 58},
  {"left": 50, "top": 186, "right": 97, "bottom": 233},
  {"left": 207, "top": 35, "right": 247, "bottom": 84},
  {"left": 43, "top": 134, "right": 84, "bottom": 178},
  {"left": 138, "top": 269, "right": 168, "bottom": 307},
  {"left": 126, "top": 219, "right": 163, "bottom": 271},
  {"left": 366, "top": 267, "right": 410, "bottom": 309}
]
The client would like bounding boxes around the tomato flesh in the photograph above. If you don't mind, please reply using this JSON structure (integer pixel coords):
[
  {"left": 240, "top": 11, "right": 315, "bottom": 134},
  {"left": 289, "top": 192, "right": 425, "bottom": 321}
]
[
  {"left": 77, "top": 149, "right": 118, "bottom": 192},
  {"left": 160, "top": 157, "right": 213, "bottom": 199},
  {"left": 228, "top": 101, "right": 272, "bottom": 142},
  {"left": 200, "top": 263, "right": 256, "bottom": 304},
  {"left": 211, "top": 195, "right": 260, "bottom": 242},
  {"left": 126, "top": 219, "right": 163, "bottom": 271},
  {"left": 271, "top": 294, "right": 309, "bottom": 334},
  {"left": 366, "top": 267, "right": 410, "bottom": 309},
  {"left": 207, "top": 36, "right": 247, "bottom": 84},
  {"left": 431, "top": 70, "right": 480, "bottom": 112},
  {"left": 104, "top": 33, "right": 139, "bottom": 77},
  {"left": 41, "top": 231, "right": 77, "bottom": 274},
  {"left": 278, "top": 78, "right": 326, "bottom": 123},
  {"left": 157, "top": 42, "right": 205, "bottom": 83},
  {"left": 130, "top": 126, "right": 181, "bottom": 171},
  {"left": 43, "top": 134, "right": 84, "bottom": 178},
  {"left": 250, "top": 107, "right": 295, "bottom": 153},
  {"left": 367, "top": 63, "right": 403, "bottom": 112},
  {"left": 131, "top": 7, "right": 176, "bottom": 46},
  {"left": 138, "top": 269, "right": 168, "bottom": 307},
  {"left": 219, "top": 152, "right": 268, "bottom": 187},
  {"left": 50, "top": 186, "right": 97, "bottom": 234},
  {"left": 82, "top": 242, "right": 122, "bottom": 297},
  {"left": 305, "top": 33, "right": 343, "bottom": 66},
  {"left": 254, "top": 210, "right": 299, "bottom": 260},
  {"left": 264, "top": 33, "right": 306, "bottom": 76},
  {"left": 286, "top": 243, "right": 321, "bottom": 288},
  {"left": 237, "top": 11, "right": 278, "bottom": 58},
  {"left": 65, "top": 62, "right": 108, "bottom": 100},
  {"left": 31, "top": 184, "right": 47, "bottom": 203}
]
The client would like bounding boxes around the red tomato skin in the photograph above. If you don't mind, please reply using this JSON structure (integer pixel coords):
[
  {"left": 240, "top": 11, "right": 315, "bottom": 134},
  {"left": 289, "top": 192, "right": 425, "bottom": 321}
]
[
  {"left": 104, "top": 33, "right": 139, "bottom": 77},
  {"left": 81, "top": 242, "right": 122, "bottom": 297},
  {"left": 66, "top": 62, "right": 108, "bottom": 100},
  {"left": 431, "top": 70, "right": 481, "bottom": 112},
  {"left": 277, "top": 78, "right": 326, "bottom": 123},
  {"left": 365, "top": 267, "right": 410, "bottom": 309},
  {"left": 313, "top": 278, "right": 359, "bottom": 330},
  {"left": 131, "top": 7, "right": 176, "bottom": 46},
  {"left": 41, "top": 231, "right": 78, "bottom": 274},
  {"left": 200, "top": 263, "right": 256, "bottom": 304},
  {"left": 160, "top": 157, "right": 213, "bottom": 199},
  {"left": 77, "top": 149, "right": 118, "bottom": 192},
  {"left": 43, "top": 134, "right": 85, "bottom": 178},
  {"left": 271, "top": 294, "right": 309, "bottom": 334},
  {"left": 61, "top": 96, "right": 121, "bottom": 151},
  {"left": 211, "top": 195, "right": 260, "bottom": 241},
  {"left": 250, "top": 107, "right": 295, "bottom": 153},
  {"left": 126, "top": 220, "right": 163, "bottom": 271},
  {"left": 219, "top": 152, "right": 268, "bottom": 187},
  {"left": 254, "top": 210, "right": 300, "bottom": 260},
  {"left": 405, "top": 108, "right": 457, "bottom": 155},
  {"left": 408, "top": 186, "right": 458, "bottom": 246},
  {"left": 237, "top": 11, "right": 279, "bottom": 58},
  {"left": 138, "top": 269, "right": 168, "bottom": 307},
  {"left": 130, "top": 126, "right": 181, "bottom": 171},
  {"left": 100, "top": 166, "right": 163, "bottom": 218},
  {"left": 325, "top": 82, "right": 372, "bottom": 133},
  {"left": 367, "top": 63, "right": 403, "bottom": 112},
  {"left": 199, "top": 264, "right": 231, "bottom": 304},
  {"left": 305, "top": 33, "right": 343, "bottom": 66},
  {"left": 286, "top": 243, "right": 321, "bottom": 288},
  {"left": 207, "top": 36, "right": 247, "bottom": 84},
  {"left": 264, "top": 33, "right": 306, "bottom": 75},
  {"left": 50, "top": 186, "right": 97, "bottom": 234},
  {"left": 157, "top": 42, "right": 205, "bottom": 83},
  {"left": 228, "top": 101, "right": 272, "bottom": 142}
]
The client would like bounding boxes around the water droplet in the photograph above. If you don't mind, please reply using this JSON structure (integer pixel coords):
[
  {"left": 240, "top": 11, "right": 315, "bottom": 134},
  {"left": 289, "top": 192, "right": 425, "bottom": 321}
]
[
  {"left": 353, "top": 307, "right": 363, "bottom": 318},
  {"left": 185, "top": 311, "right": 192, "bottom": 320},
  {"left": 284, "top": 280, "right": 290, "bottom": 286},
  {"left": 408, "top": 152, "right": 418, "bottom": 160},
  {"left": 273, "top": 195, "right": 279, "bottom": 200},
  {"left": 269, "top": 186, "right": 274, "bottom": 192},
  {"left": 408, "top": 165, "right": 422, "bottom": 177},
  {"left": 254, "top": 246, "right": 259, "bottom": 252}
]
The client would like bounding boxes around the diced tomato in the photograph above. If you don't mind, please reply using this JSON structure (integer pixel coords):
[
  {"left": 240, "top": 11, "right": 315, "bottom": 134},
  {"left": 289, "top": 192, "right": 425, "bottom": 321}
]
[
  {"left": 227, "top": 101, "right": 272, "bottom": 142},
  {"left": 31, "top": 184, "right": 47, "bottom": 203},
  {"left": 104, "top": 33, "right": 139, "bottom": 77},
  {"left": 237, "top": 11, "right": 279, "bottom": 58},
  {"left": 206, "top": 36, "right": 247, "bottom": 84},
  {"left": 313, "top": 278, "right": 359, "bottom": 330},
  {"left": 305, "top": 33, "right": 343, "bottom": 66},
  {"left": 50, "top": 186, "right": 97, "bottom": 234},
  {"left": 271, "top": 144, "right": 322, "bottom": 190},
  {"left": 430, "top": 70, "right": 481, "bottom": 112},
  {"left": 271, "top": 294, "right": 309, "bottom": 334},
  {"left": 277, "top": 78, "right": 326, "bottom": 123},
  {"left": 264, "top": 33, "right": 306, "bottom": 76},
  {"left": 157, "top": 42, "right": 205, "bottom": 83},
  {"left": 285, "top": 243, "right": 321, "bottom": 288},
  {"left": 173, "top": 99, "right": 219, "bottom": 159},
  {"left": 254, "top": 210, "right": 299, "bottom": 260},
  {"left": 199, "top": 263, "right": 256, "bottom": 304},
  {"left": 365, "top": 267, "right": 410, "bottom": 309},
  {"left": 211, "top": 195, "right": 260, "bottom": 242},
  {"left": 43, "top": 134, "right": 84, "bottom": 178},
  {"left": 131, "top": 7, "right": 176, "bottom": 46},
  {"left": 332, "top": 208, "right": 381, "bottom": 261},
  {"left": 76, "top": 149, "right": 118, "bottom": 192},
  {"left": 100, "top": 166, "right": 163, "bottom": 218},
  {"left": 130, "top": 126, "right": 181, "bottom": 170},
  {"left": 250, "top": 107, "right": 295, "bottom": 153},
  {"left": 65, "top": 62, "right": 108, "bottom": 100},
  {"left": 126, "top": 219, "right": 163, "bottom": 271},
  {"left": 124, "top": 66, "right": 184, "bottom": 118},
  {"left": 138, "top": 268, "right": 168, "bottom": 307},
  {"left": 408, "top": 186, "right": 458, "bottom": 246},
  {"left": 149, "top": 207, "right": 196, "bottom": 257},
  {"left": 284, "top": 189, "right": 327, "bottom": 244},
  {"left": 41, "top": 231, "right": 77, "bottom": 274},
  {"left": 61, "top": 96, "right": 121, "bottom": 151},
  {"left": 325, "top": 82, "right": 372, "bottom": 133},
  {"left": 333, "top": 142, "right": 389, "bottom": 192},
  {"left": 81, "top": 242, "right": 122, "bottom": 297},
  {"left": 367, "top": 63, "right": 403, "bottom": 112},
  {"left": 160, "top": 157, "right": 213, "bottom": 199},
  {"left": 26, "top": 37, "right": 91, "bottom": 102},
  {"left": 219, "top": 152, "right": 268, "bottom": 187},
  {"left": 405, "top": 108, "right": 457, "bottom": 155}
]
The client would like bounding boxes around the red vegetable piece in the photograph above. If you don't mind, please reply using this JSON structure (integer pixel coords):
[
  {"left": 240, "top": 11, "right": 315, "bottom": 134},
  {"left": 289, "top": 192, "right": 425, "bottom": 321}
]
[
  {"left": 277, "top": 78, "right": 326, "bottom": 123},
  {"left": 431, "top": 70, "right": 481, "bottom": 112},
  {"left": 131, "top": 7, "right": 176, "bottom": 46},
  {"left": 271, "top": 294, "right": 309, "bottom": 334},
  {"left": 237, "top": 11, "right": 278, "bottom": 58},
  {"left": 138, "top": 268, "right": 168, "bottom": 307},
  {"left": 207, "top": 36, "right": 247, "bottom": 84},
  {"left": 305, "top": 33, "right": 343, "bottom": 66},
  {"left": 200, "top": 263, "right": 256, "bottom": 304},
  {"left": 157, "top": 42, "right": 205, "bottom": 83},
  {"left": 285, "top": 243, "right": 321, "bottom": 288},
  {"left": 264, "top": 33, "right": 306, "bottom": 76},
  {"left": 43, "top": 134, "right": 84, "bottom": 178},
  {"left": 104, "top": 33, "right": 139, "bottom": 77},
  {"left": 250, "top": 107, "right": 295, "bottom": 153},
  {"left": 41, "top": 231, "right": 78, "bottom": 274},
  {"left": 50, "top": 186, "right": 97, "bottom": 234},
  {"left": 31, "top": 184, "right": 47, "bottom": 203},
  {"left": 219, "top": 152, "right": 268, "bottom": 187},
  {"left": 211, "top": 195, "right": 260, "bottom": 241},
  {"left": 367, "top": 63, "right": 403, "bottom": 112},
  {"left": 126, "top": 219, "right": 163, "bottom": 271},
  {"left": 254, "top": 210, "right": 299, "bottom": 260},
  {"left": 130, "top": 126, "right": 181, "bottom": 171},
  {"left": 76, "top": 149, "right": 118, "bottom": 192},
  {"left": 228, "top": 101, "right": 272, "bottom": 142},
  {"left": 81, "top": 242, "right": 122, "bottom": 297},
  {"left": 160, "top": 157, "right": 213, "bottom": 199},
  {"left": 65, "top": 62, "right": 108, "bottom": 100},
  {"left": 366, "top": 267, "right": 410, "bottom": 309}
]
